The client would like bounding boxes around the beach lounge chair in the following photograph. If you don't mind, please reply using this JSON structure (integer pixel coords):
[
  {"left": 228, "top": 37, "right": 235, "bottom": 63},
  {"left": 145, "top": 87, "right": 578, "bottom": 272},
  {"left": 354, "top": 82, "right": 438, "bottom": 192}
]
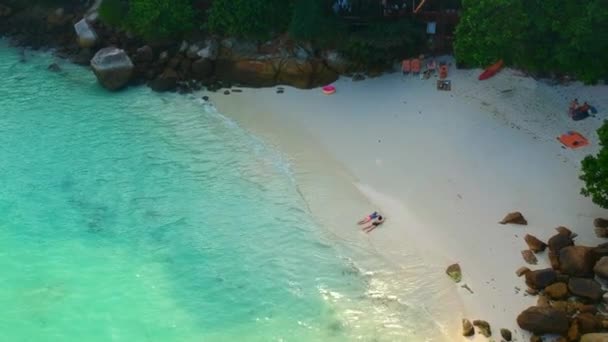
[
  {"left": 402, "top": 59, "right": 411, "bottom": 74},
  {"left": 411, "top": 59, "right": 421, "bottom": 74}
]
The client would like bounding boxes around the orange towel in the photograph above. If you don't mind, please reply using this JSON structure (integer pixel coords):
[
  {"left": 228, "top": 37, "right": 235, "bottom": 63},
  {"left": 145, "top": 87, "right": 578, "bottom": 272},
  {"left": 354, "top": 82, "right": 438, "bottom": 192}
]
[{"left": 558, "top": 131, "right": 589, "bottom": 149}]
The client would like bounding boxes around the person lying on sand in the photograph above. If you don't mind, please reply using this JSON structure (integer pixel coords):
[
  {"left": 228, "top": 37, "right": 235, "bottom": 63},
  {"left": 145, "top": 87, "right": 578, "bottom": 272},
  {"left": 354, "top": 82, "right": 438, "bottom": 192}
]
[
  {"left": 358, "top": 211, "right": 379, "bottom": 225},
  {"left": 362, "top": 216, "right": 384, "bottom": 233},
  {"left": 569, "top": 98, "right": 579, "bottom": 117}
]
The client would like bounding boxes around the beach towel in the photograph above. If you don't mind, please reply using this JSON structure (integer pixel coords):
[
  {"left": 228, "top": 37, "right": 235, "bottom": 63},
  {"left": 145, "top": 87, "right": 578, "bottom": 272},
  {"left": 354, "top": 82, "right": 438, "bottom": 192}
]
[{"left": 558, "top": 131, "right": 589, "bottom": 149}]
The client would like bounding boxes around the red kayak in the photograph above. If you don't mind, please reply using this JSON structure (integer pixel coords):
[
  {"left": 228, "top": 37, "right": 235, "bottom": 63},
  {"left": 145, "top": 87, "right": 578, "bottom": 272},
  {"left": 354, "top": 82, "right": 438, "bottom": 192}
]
[{"left": 478, "top": 60, "right": 504, "bottom": 80}]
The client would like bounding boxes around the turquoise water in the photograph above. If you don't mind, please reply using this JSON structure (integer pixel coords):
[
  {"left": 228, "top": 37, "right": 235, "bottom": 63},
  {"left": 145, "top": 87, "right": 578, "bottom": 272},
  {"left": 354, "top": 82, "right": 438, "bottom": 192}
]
[{"left": 0, "top": 42, "right": 381, "bottom": 341}]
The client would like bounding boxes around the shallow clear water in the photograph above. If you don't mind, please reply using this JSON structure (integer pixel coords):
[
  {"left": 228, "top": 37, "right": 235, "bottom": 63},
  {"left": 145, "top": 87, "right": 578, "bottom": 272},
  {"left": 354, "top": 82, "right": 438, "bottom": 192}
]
[{"left": 0, "top": 41, "right": 455, "bottom": 341}]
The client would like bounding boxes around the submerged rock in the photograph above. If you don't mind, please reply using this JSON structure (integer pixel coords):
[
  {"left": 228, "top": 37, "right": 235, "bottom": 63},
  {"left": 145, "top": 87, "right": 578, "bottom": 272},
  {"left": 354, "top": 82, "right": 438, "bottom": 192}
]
[
  {"left": 90, "top": 47, "right": 134, "bottom": 91},
  {"left": 473, "top": 320, "right": 491, "bottom": 337},
  {"left": 462, "top": 318, "right": 474, "bottom": 336},
  {"left": 446, "top": 263, "right": 462, "bottom": 283}
]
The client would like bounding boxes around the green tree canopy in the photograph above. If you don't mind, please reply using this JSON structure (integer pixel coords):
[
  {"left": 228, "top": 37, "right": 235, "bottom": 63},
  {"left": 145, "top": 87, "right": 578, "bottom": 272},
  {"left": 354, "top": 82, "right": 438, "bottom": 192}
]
[
  {"left": 454, "top": 0, "right": 608, "bottom": 83},
  {"left": 581, "top": 121, "right": 608, "bottom": 209},
  {"left": 207, "top": 0, "right": 292, "bottom": 40}
]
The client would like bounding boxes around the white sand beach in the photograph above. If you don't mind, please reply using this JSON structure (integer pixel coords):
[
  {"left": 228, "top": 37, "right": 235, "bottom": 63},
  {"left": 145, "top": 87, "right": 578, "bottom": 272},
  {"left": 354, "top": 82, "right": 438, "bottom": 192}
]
[{"left": 208, "top": 60, "right": 608, "bottom": 340}]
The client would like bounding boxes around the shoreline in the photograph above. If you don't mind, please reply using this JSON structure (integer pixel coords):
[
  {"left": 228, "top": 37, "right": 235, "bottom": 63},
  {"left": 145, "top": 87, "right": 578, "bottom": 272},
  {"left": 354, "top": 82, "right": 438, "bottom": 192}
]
[{"left": 208, "top": 63, "right": 608, "bottom": 340}]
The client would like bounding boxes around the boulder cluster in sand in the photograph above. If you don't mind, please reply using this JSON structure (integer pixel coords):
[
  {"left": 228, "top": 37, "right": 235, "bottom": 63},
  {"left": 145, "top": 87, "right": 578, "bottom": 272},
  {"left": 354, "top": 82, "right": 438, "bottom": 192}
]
[{"left": 515, "top": 217, "right": 608, "bottom": 341}]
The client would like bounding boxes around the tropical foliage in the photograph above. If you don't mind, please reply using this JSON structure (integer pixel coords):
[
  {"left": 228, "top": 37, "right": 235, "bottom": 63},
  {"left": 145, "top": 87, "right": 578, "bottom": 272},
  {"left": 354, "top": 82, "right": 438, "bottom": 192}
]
[
  {"left": 454, "top": 0, "right": 608, "bottom": 83},
  {"left": 207, "top": 0, "right": 292, "bottom": 39},
  {"left": 581, "top": 122, "right": 608, "bottom": 209}
]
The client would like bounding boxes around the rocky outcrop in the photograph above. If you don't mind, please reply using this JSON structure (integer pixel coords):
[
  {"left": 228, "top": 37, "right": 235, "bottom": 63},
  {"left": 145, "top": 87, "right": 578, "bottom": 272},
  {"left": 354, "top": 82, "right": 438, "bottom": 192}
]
[
  {"left": 525, "top": 268, "right": 557, "bottom": 290},
  {"left": 545, "top": 282, "right": 568, "bottom": 300},
  {"left": 548, "top": 233, "right": 574, "bottom": 254},
  {"left": 517, "top": 306, "right": 569, "bottom": 335},
  {"left": 462, "top": 319, "right": 474, "bottom": 337},
  {"left": 192, "top": 58, "right": 213, "bottom": 79},
  {"left": 568, "top": 278, "right": 603, "bottom": 301},
  {"left": 577, "top": 313, "right": 600, "bottom": 334},
  {"left": 560, "top": 246, "right": 594, "bottom": 277},
  {"left": 90, "top": 47, "right": 133, "bottom": 91},
  {"left": 499, "top": 211, "right": 527, "bottom": 225},
  {"left": 74, "top": 18, "right": 97, "bottom": 48},
  {"left": 473, "top": 320, "right": 491, "bottom": 337},
  {"left": 149, "top": 68, "right": 179, "bottom": 92},
  {"left": 446, "top": 263, "right": 462, "bottom": 283},
  {"left": 525, "top": 234, "right": 547, "bottom": 253}
]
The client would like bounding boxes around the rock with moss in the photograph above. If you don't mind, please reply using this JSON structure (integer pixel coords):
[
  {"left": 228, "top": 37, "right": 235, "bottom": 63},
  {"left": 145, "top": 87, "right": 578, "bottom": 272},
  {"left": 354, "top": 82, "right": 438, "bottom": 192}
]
[{"left": 446, "top": 263, "right": 462, "bottom": 283}]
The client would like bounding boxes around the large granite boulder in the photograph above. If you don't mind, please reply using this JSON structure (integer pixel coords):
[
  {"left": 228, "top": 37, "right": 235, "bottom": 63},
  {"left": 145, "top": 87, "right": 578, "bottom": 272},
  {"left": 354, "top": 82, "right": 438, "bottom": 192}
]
[
  {"left": 581, "top": 333, "right": 608, "bottom": 342},
  {"left": 594, "top": 218, "right": 608, "bottom": 228},
  {"left": 134, "top": 45, "right": 154, "bottom": 63},
  {"left": 90, "top": 47, "right": 134, "bottom": 91},
  {"left": 594, "top": 256, "right": 608, "bottom": 279},
  {"left": 569, "top": 278, "right": 603, "bottom": 302},
  {"left": 74, "top": 18, "right": 97, "bottom": 48},
  {"left": 324, "top": 50, "right": 351, "bottom": 74},
  {"left": 548, "top": 233, "right": 574, "bottom": 254},
  {"left": 149, "top": 68, "right": 179, "bottom": 92},
  {"left": 560, "top": 246, "right": 594, "bottom": 277},
  {"left": 196, "top": 39, "right": 219, "bottom": 60},
  {"left": 517, "top": 306, "right": 569, "bottom": 335},
  {"left": 525, "top": 268, "right": 557, "bottom": 290},
  {"left": 215, "top": 58, "right": 279, "bottom": 87},
  {"left": 577, "top": 313, "right": 600, "bottom": 334}
]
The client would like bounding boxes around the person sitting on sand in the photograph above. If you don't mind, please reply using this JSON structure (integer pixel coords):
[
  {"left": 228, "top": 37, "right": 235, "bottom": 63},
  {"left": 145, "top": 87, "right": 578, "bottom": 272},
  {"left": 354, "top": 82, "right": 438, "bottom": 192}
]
[
  {"left": 579, "top": 102, "right": 590, "bottom": 114},
  {"left": 358, "top": 211, "right": 379, "bottom": 225},
  {"left": 362, "top": 216, "right": 384, "bottom": 233}
]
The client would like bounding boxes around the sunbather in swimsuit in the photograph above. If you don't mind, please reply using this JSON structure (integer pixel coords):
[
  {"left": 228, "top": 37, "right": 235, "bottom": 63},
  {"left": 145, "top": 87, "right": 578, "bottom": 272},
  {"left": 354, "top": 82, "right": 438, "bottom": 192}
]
[
  {"left": 362, "top": 216, "right": 384, "bottom": 233},
  {"left": 358, "top": 211, "right": 379, "bottom": 225}
]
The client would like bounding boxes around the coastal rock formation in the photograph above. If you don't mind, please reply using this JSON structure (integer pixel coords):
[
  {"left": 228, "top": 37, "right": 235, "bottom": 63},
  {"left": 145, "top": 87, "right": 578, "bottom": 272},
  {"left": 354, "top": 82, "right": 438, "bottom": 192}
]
[
  {"left": 559, "top": 246, "right": 594, "bottom": 277},
  {"left": 522, "top": 250, "right": 538, "bottom": 264},
  {"left": 74, "top": 18, "right": 97, "bottom": 48},
  {"left": 517, "top": 306, "right": 569, "bottom": 335},
  {"left": 525, "top": 268, "right": 557, "bottom": 289},
  {"left": 500, "top": 328, "right": 512, "bottom": 341},
  {"left": 446, "top": 263, "right": 462, "bottom": 283},
  {"left": 134, "top": 45, "right": 154, "bottom": 63},
  {"left": 499, "top": 211, "right": 527, "bottom": 225},
  {"left": 0, "top": 4, "right": 12, "bottom": 17},
  {"left": 47, "top": 63, "right": 61, "bottom": 72},
  {"left": 593, "top": 256, "right": 608, "bottom": 279},
  {"left": 581, "top": 333, "right": 608, "bottom": 342},
  {"left": 525, "top": 234, "right": 547, "bottom": 252},
  {"left": 462, "top": 319, "right": 474, "bottom": 336},
  {"left": 544, "top": 282, "right": 568, "bottom": 300},
  {"left": 192, "top": 58, "right": 213, "bottom": 79},
  {"left": 90, "top": 47, "right": 134, "bottom": 91},
  {"left": 473, "top": 320, "right": 491, "bottom": 337},
  {"left": 595, "top": 226, "right": 608, "bottom": 238},
  {"left": 549, "top": 251, "right": 561, "bottom": 270},
  {"left": 548, "top": 233, "right": 574, "bottom": 254},
  {"left": 568, "top": 278, "right": 603, "bottom": 301},
  {"left": 578, "top": 313, "right": 600, "bottom": 334},
  {"left": 569, "top": 320, "right": 582, "bottom": 341},
  {"left": 149, "top": 68, "right": 179, "bottom": 92}
]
